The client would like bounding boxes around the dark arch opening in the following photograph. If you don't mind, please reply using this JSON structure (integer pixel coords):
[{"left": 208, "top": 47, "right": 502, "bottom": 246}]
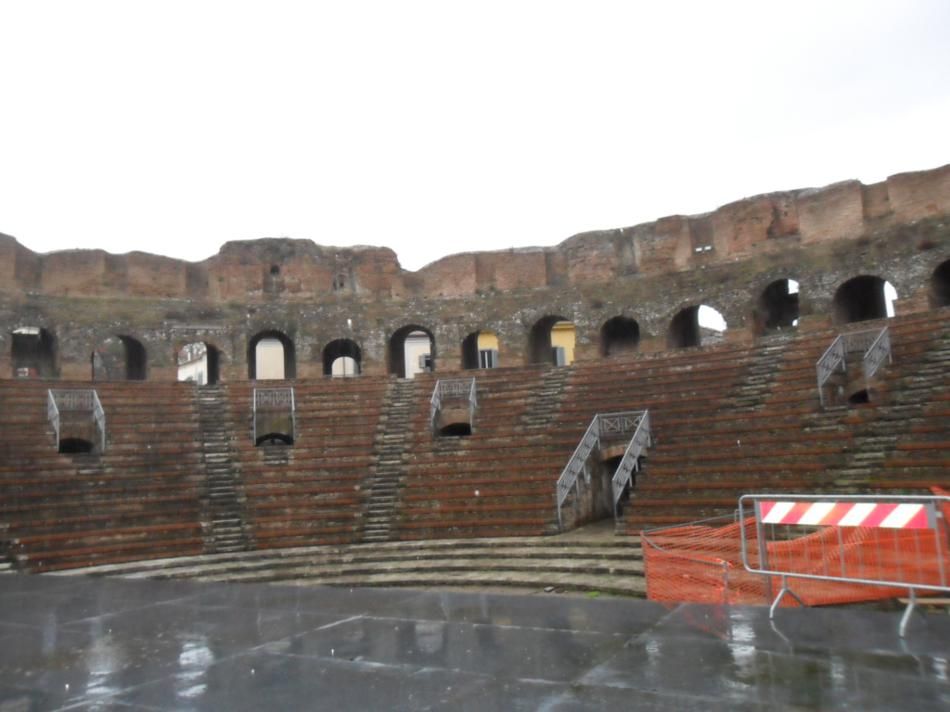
[
  {"left": 323, "top": 338, "right": 361, "bottom": 377},
  {"left": 439, "top": 422, "right": 472, "bottom": 437},
  {"left": 389, "top": 325, "right": 435, "bottom": 378},
  {"left": 528, "top": 315, "right": 574, "bottom": 365},
  {"left": 255, "top": 432, "right": 294, "bottom": 447},
  {"left": 461, "top": 332, "right": 479, "bottom": 370},
  {"left": 833, "top": 275, "right": 894, "bottom": 324},
  {"left": 177, "top": 342, "right": 221, "bottom": 386},
  {"left": 758, "top": 279, "right": 800, "bottom": 332},
  {"left": 667, "top": 305, "right": 727, "bottom": 349},
  {"left": 92, "top": 335, "right": 147, "bottom": 381},
  {"left": 461, "top": 330, "right": 500, "bottom": 370},
  {"left": 600, "top": 316, "right": 641, "bottom": 357},
  {"left": 668, "top": 307, "right": 700, "bottom": 348},
  {"left": 59, "top": 437, "right": 95, "bottom": 454},
  {"left": 248, "top": 330, "right": 296, "bottom": 380},
  {"left": 932, "top": 259, "right": 950, "bottom": 308},
  {"left": 848, "top": 388, "right": 871, "bottom": 405},
  {"left": 11, "top": 327, "right": 56, "bottom": 378}
]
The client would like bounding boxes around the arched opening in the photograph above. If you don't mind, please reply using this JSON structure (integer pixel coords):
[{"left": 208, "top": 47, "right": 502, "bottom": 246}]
[
  {"left": 668, "top": 305, "right": 727, "bottom": 349},
  {"left": 600, "top": 316, "right": 640, "bottom": 357},
  {"left": 248, "top": 331, "right": 296, "bottom": 380},
  {"left": 58, "top": 437, "right": 95, "bottom": 455},
  {"left": 92, "top": 335, "right": 147, "bottom": 381},
  {"left": 461, "top": 330, "right": 500, "bottom": 370},
  {"left": 439, "top": 422, "right": 472, "bottom": 437},
  {"left": 758, "top": 279, "right": 800, "bottom": 332},
  {"left": 932, "top": 259, "right": 950, "bottom": 308},
  {"left": 529, "top": 316, "right": 576, "bottom": 366},
  {"left": 11, "top": 326, "right": 56, "bottom": 378},
  {"left": 833, "top": 276, "right": 898, "bottom": 324},
  {"left": 177, "top": 342, "right": 220, "bottom": 386},
  {"left": 255, "top": 431, "right": 294, "bottom": 447},
  {"left": 848, "top": 388, "right": 872, "bottom": 405},
  {"left": 323, "top": 339, "right": 362, "bottom": 377},
  {"left": 389, "top": 325, "right": 435, "bottom": 379}
]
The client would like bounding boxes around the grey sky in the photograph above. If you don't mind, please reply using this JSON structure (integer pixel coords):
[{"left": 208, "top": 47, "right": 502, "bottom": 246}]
[{"left": 1, "top": 1, "right": 948, "bottom": 270}]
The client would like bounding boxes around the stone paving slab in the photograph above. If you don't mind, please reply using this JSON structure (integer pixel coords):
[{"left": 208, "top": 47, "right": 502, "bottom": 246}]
[{"left": 0, "top": 573, "right": 947, "bottom": 711}]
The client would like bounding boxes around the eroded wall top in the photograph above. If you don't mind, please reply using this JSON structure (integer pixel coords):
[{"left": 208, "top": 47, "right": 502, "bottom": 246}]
[{"left": 2, "top": 163, "right": 948, "bottom": 302}]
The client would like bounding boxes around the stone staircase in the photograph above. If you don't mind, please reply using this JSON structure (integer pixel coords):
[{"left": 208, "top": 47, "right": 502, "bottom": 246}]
[
  {"left": 197, "top": 385, "right": 251, "bottom": 554},
  {"left": 362, "top": 378, "right": 417, "bottom": 543},
  {"left": 521, "top": 367, "right": 571, "bottom": 428},
  {"left": 53, "top": 527, "right": 646, "bottom": 597},
  {"left": 730, "top": 339, "right": 790, "bottom": 411},
  {"left": 833, "top": 331, "right": 950, "bottom": 489}
]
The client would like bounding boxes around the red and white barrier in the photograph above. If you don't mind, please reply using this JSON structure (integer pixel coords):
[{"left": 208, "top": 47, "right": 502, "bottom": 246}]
[{"left": 758, "top": 500, "right": 932, "bottom": 530}]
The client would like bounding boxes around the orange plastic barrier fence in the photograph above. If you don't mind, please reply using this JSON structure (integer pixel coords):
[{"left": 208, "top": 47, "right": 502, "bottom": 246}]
[{"left": 642, "top": 487, "right": 950, "bottom": 607}]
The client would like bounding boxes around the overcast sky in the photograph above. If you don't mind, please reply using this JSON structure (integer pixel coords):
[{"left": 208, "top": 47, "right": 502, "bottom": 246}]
[{"left": 1, "top": 1, "right": 948, "bottom": 271}]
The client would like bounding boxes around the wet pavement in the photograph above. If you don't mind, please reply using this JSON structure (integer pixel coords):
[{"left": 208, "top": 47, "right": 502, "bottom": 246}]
[{"left": 0, "top": 573, "right": 947, "bottom": 710}]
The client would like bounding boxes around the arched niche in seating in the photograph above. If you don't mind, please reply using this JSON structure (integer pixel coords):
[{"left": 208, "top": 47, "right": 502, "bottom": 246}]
[
  {"left": 92, "top": 335, "right": 147, "bottom": 381},
  {"left": 667, "top": 305, "right": 727, "bottom": 349},
  {"left": 389, "top": 325, "right": 435, "bottom": 379},
  {"left": 832, "top": 275, "right": 897, "bottom": 324},
  {"left": 600, "top": 316, "right": 640, "bottom": 357},
  {"left": 932, "top": 259, "right": 950, "bottom": 308},
  {"left": 11, "top": 326, "right": 56, "bottom": 378},
  {"left": 177, "top": 341, "right": 221, "bottom": 386},
  {"left": 248, "top": 330, "right": 296, "bottom": 380},
  {"left": 758, "top": 278, "right": 800, "bottom": 332},
  {"left": 461, "top": 330, "right": 500, "bottom": 370},
  {"left": 323, "top": 338, "right": 362, "bottom": 377},
  {"left": 528, "top": 315, "right": 575, "bottom": 366}
]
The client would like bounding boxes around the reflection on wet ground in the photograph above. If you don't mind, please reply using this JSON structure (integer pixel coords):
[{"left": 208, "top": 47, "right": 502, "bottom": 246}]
[{"left": 0, "top": 573, "right": 947, "bottom": 710}]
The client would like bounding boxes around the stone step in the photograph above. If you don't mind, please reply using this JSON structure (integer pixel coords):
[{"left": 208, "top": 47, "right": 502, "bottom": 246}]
[{"left": 190, "top": 563, "right": 647, "bottom": 596}]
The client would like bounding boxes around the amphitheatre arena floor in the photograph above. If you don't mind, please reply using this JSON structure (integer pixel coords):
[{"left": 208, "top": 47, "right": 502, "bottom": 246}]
[{"left": 0, "top": 570, "right": 948, "bottom": 710}]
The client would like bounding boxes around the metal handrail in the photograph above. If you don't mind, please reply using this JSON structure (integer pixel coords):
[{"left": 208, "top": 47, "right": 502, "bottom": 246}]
[
  {"left": 47, "top": 389, "right": 60, "bottom": 451},
  {"left": 815, "top": 336, "right": 846, "bottom": 406},
  {"left": 429, "top": 378, "right": 477, "bottom": 432},
  {"left": 863, "top": 326, "right": 892, "bottom": 385},
  {"left": 253, "top": 387, "right": 295, "bottom": 443},
  {"left": 91, "top": 390, "right": 106, "bottom": 453},
  {"left": 556, "top": 416, "right": 601, "bottom": 529},
  {"left": 816, "top": 326, "right": 891, "bottom": 406},
  {"left": 47, "top": 389, "right": 106, "bottom": 452},
  {"left": 611, "top": 411, "right": 651, "bottom": 519},
  {"left": 555, "top": 409, "right": 651, "bottom": 529}
]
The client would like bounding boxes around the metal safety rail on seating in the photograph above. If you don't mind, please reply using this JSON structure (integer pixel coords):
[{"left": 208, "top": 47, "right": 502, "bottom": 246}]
[
  {"left": 429, "top": 377, "right": 477, "bottom": 432},
  {"left": 252, "top": 387, "right": 296, "bottom": 444},
  {"left": 555, "top": 410, "right": 651, "bottom": 529},
  {"left": 739, "top": 493, "right": 949, "bottom": 636},
  {"left": 815, "top": 326, "right": 892, "bottom": 406},
  {"left": 47, "top": 388, "right": 106, "bottom": 452}
]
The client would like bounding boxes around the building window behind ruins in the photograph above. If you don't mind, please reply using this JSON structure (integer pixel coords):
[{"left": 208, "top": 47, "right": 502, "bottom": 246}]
[
  {"left": 11, "top": 326, "right": 56, "bottom": 378},
  {"left": 758, "top": 279, "right": 800, "bottom": 332},
  {"left": 332, "top": 273, "right": 347, "bottom": 292},
  {"left": 177, "top": 342, "right": 220, "bottom": 385},
  {"left": 462, "top": 330, "right": 500, "bottom": 370},
  {"left": 389, "top": 325, "right": 435, "bottom": 378},
  {"left": 248, "top": 331, "right": 296, "bottom": 380},
  {"left": 323, "top": 338, "right": 361, "bottom": 377},
  {"left": 833, "top": 275, "right": 897, "bottom": 324},
  {"left": 529, "top": 316, "right": 576, "bottom": 366}
]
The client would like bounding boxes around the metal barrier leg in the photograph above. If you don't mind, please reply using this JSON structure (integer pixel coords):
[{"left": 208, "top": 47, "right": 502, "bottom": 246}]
[
  {"left": 899, "top": 589, "right": 917, "bottom": 638},
  {"left": 769, "top": 575, "right": 805, "bottom": 619}
]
